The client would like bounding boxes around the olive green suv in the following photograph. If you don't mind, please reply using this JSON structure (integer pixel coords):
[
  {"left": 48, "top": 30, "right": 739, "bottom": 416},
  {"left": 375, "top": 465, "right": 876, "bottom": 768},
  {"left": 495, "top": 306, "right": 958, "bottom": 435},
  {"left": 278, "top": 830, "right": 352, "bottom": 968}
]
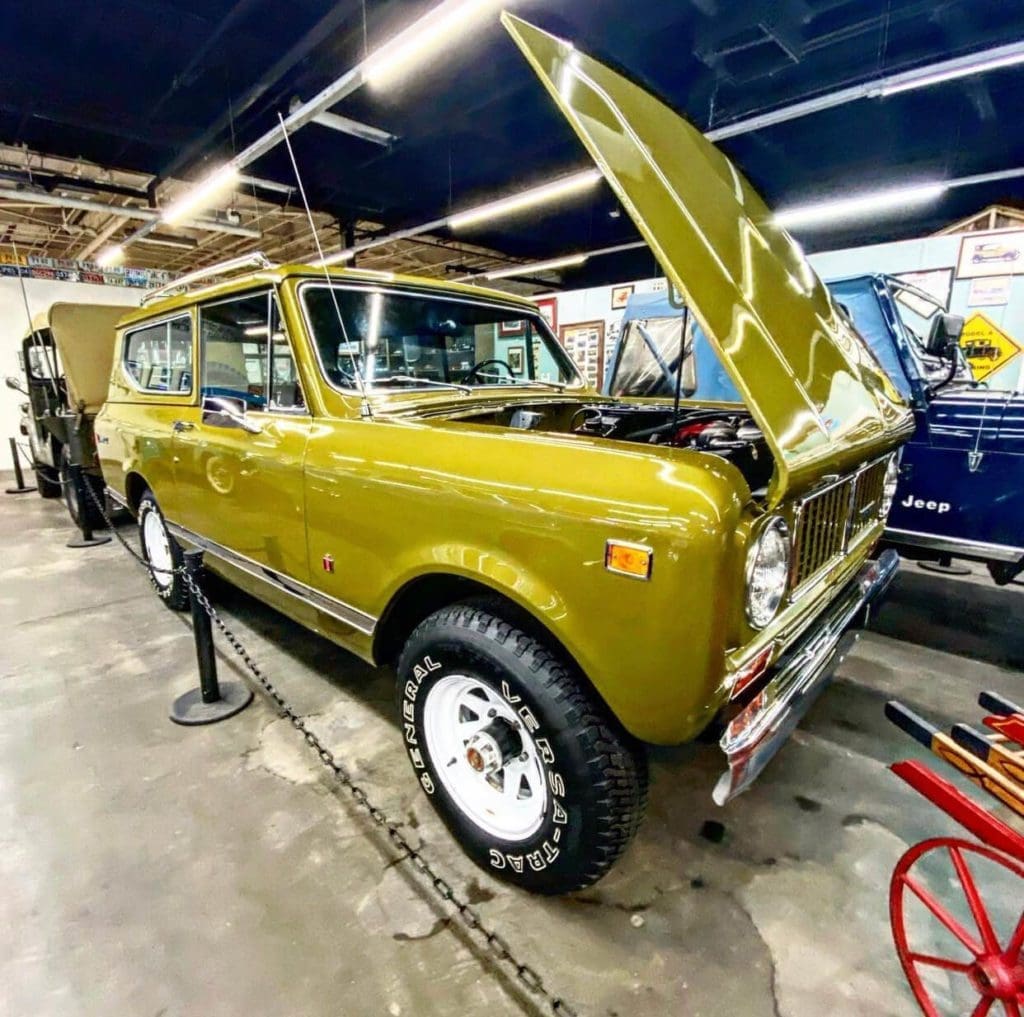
[{"left": 95, "top": 16, "right": 912, "bottom": 893}]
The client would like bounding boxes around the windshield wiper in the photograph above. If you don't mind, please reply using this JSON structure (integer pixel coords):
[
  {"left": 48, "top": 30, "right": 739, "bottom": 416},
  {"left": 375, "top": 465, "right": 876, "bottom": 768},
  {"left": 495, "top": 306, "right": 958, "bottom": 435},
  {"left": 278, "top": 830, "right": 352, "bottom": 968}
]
[
  {"left": 513, "top": 380, "right": 568, "bottom": 391},
  {"left": 376, "top": 374, "right": 473, "bottom": 394}
]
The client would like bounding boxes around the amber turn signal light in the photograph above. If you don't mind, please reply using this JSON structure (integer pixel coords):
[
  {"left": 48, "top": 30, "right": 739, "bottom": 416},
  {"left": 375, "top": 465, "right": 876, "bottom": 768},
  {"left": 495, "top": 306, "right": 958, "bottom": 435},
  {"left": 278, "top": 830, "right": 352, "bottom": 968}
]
[{"left": 605, "top": 540, "right": 653, "bottom": 580}]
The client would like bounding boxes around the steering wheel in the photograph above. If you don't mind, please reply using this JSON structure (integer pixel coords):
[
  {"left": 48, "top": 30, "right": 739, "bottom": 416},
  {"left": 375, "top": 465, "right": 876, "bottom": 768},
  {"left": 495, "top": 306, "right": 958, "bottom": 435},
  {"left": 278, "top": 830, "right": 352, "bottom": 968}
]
[{"left": 463, "top": 358, "right": 516, "bottom": 384}]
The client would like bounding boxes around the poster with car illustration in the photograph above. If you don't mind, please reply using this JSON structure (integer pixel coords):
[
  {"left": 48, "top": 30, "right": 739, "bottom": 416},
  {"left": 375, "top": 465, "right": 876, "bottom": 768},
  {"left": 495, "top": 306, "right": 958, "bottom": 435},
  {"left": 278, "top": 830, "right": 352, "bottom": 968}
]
[{"left": 956, "top": 229, "right": 1024, "bottom": 278}]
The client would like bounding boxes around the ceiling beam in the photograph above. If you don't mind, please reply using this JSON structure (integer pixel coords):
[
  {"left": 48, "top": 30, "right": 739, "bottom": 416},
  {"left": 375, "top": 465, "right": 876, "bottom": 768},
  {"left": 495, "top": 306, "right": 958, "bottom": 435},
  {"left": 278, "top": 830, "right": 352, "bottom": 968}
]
[{"left": 0, "top": 185, "right": 260, "bottom": 238}]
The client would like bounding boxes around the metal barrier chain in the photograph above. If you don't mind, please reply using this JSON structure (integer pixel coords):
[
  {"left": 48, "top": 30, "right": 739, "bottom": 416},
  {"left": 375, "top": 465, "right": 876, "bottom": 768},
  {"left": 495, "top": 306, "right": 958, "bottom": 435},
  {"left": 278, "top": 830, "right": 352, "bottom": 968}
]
[
  {"left": 81, "top": 482, "right": 579, "bottom": 1017},
  {"left": 83, "top": 483, "right": 183, "bottom": 578}
]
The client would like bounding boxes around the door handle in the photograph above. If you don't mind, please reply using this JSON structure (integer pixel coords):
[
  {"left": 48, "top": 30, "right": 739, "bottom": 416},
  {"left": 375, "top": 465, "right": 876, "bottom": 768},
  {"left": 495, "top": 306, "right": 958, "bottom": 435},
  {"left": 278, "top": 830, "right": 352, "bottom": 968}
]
[{"left": 172, "top": 419, "right": 195, "bottom": 432}]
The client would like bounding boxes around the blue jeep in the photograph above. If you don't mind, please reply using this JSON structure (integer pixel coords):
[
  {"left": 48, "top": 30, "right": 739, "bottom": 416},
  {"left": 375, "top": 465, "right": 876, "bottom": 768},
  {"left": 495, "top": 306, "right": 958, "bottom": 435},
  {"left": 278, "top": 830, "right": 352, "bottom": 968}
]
[{"left": 604, "top": 279, "right": 1023, "bottom": 585}]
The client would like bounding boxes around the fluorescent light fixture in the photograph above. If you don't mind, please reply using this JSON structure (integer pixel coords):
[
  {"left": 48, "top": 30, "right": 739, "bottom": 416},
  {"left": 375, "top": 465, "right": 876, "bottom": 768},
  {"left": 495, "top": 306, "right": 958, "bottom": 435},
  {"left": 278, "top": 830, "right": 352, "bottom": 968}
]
[
  {"left": 318, "top": 249, "right": 356, "bottom": 268},
  {"left": 244, "top": 325, "right": 270, "bottom": 337},
  {"left": 484, "top": 254, "right": 587, "bottom": 280},
  {"left": 773, "top": 182, "right": 947, "bottom": 229},
  {"left": 448, "top": 170, "right": 602, "bottom": 230},
  {"left": 95, "top": 244, "right": 124, "bottom": 268},
  {"left": 880, "top": 49, "right": 1024, "bottom": 97},
  {"left": 363, "top": 0, "right": 503, "bottom": 87},
  {"left": 162, "top": 164, "right": 240, "bottom": 225}
]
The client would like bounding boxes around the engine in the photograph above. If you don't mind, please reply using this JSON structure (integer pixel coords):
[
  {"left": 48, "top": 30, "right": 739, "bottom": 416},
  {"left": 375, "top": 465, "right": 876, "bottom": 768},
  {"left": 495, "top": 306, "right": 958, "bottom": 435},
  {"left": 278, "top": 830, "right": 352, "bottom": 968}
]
[{"left": 572, "top": 404, "right": 772, "bottom": 490}]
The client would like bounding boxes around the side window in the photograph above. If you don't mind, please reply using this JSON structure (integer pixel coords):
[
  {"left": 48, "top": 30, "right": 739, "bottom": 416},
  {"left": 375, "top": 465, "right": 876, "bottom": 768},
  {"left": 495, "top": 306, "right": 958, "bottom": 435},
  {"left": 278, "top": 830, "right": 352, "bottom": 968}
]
[
  {"left": 123, "top": 315, "right": 193, "bottom": 392},
  {"left": 199, "top": 290, "right": 304, "bottom": 411}
]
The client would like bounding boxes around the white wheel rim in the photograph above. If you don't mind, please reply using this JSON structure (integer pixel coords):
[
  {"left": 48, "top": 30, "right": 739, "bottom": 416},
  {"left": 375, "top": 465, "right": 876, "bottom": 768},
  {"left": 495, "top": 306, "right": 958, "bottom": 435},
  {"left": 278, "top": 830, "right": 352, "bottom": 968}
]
[
  {"left": 142, "top": 510, "right": 173, "bottom": 589},
  {"left": 423, "top": 674, "right": 548, "bottom": 842}
]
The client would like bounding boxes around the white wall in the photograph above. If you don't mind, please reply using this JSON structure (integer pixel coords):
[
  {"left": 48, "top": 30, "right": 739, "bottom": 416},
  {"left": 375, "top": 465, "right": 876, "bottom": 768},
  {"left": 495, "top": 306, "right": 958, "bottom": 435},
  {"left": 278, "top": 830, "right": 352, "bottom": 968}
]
[{"left": 2, "top": 278, "right": 141, "bottom": 463}]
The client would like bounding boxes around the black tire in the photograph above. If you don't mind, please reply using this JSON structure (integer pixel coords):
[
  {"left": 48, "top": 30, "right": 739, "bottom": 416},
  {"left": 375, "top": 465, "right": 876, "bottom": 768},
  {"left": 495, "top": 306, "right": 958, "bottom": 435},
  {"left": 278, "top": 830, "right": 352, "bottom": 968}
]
[
  {"left": 988, "top": 560, "right": 1024, "bottom": 586},
  {"left": 35, "top": 465, "right": 61, "bottom": 499},
  {"left": 397, "top": 604, "right": 648, "bottom": 895},
  {"left": 138, "top": 489, "right": 188, "bottom": 610},
  {"left": 59, "top": 446, "right": 105, "bottom": 531}
]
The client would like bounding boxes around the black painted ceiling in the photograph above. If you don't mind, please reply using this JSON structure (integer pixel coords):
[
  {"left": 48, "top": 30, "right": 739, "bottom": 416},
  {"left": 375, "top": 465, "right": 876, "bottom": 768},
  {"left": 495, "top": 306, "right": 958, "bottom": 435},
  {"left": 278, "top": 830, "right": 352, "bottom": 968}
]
[{"left": 2, "top": 0, "right": 1023, "bottom": 287}]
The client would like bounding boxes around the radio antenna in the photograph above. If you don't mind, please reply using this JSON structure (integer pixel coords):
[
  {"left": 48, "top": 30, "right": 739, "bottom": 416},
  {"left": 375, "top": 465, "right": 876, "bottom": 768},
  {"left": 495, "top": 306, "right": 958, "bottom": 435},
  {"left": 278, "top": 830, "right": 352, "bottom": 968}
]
[
  {"left": 277, "top": 113, "right": 373, "bottom": 420},
  {"left": 10, "top": 242, "right": 60, "bottom": 401}
]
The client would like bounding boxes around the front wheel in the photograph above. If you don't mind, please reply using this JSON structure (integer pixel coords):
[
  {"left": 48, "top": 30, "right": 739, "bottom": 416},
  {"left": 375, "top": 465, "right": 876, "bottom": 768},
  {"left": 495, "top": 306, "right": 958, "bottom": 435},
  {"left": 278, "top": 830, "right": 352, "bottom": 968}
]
[
  {"left": 397, "top": 604, "right": 648, "bottom": 895},
  {"left": 138, "top": 489, "right": 187, "bottom": 610}
]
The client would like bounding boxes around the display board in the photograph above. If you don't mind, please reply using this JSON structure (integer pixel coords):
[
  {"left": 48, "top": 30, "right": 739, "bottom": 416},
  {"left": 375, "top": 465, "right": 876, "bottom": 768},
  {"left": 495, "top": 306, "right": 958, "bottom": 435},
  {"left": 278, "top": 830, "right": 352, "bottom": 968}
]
[{"left": 559, "top": 321, "right": 604, "bottom": 389}]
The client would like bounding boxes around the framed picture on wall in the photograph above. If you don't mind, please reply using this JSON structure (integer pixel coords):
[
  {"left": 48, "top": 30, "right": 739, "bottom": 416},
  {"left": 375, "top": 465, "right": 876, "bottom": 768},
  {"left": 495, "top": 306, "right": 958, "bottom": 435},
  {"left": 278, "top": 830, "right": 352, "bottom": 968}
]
[
  {"left": 611, "top": 284, "right": 634, "bottom": 310},
  {"left": 535, "top": 297, "right": 558, "bottom": 332},
  {"left": 956, "top": 230, "right": 1024, "bottom": 279},
  {"left": 559, "top": 320, "right": 606, "bottom": 389},
  {"left": 892, "top": 268, "right": 954, "bottom": 313},
  {"left": 499, "top": 320, "right": 524, "bottom": 336},
  {"left": 507, "top": 345, "right": 525, "bottom": 375}
]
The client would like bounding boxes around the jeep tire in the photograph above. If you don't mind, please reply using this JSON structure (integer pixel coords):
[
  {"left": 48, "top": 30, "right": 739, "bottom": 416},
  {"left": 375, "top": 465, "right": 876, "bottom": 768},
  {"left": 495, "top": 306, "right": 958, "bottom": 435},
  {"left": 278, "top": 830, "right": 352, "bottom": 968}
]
[
  {"left": 35, "top": 465, "right": 61, "bottom": 499},
  {"left": 397, "top": 604, "right": 648, "bottom": 895},
  {"left": 138, "top": 489, "right": 187, "bottom": 610},
  {"left": 59, "top": 446, "right": 105, "bottom": 532}
]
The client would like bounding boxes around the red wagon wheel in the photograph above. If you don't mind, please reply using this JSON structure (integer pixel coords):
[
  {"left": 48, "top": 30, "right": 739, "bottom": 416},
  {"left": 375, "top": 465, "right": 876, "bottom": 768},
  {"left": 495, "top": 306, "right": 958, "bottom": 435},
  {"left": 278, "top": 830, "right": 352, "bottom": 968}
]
[{"left": 891, "top": 837, "right": 1024, "bottom": 1017}]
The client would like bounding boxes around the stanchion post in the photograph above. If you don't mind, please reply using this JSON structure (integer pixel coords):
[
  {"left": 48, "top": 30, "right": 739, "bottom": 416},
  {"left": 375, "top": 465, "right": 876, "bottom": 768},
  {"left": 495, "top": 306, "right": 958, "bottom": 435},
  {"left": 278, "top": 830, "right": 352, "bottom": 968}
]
[
  {"left": 170, "top": 549, "right": 253, "bottom": 726},
  {"left": 65, "top": 461, "right": 111, "bottom": 548},
  {"left": 186, "top": 550, "right": 220, "bottom": 702},
  {"left": 5, "top": 437, "right": 36, "bottom": 495}
]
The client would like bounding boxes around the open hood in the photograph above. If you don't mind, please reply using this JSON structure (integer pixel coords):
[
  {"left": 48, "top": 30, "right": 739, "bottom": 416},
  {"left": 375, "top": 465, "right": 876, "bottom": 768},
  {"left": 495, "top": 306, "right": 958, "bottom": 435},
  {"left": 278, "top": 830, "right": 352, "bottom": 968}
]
[
  {"left": 503, "top": 14, "right": 914, "bottom": 505},
  {"left": 47, "top": 303, "right": 127, "bottom": 414}
]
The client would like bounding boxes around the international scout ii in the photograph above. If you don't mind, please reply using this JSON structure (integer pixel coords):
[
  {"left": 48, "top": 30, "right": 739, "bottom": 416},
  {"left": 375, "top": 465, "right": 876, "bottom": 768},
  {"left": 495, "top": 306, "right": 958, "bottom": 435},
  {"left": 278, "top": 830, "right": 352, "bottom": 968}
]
[{"left": 95, "top": 16, "right": 913, "bottom": 894}]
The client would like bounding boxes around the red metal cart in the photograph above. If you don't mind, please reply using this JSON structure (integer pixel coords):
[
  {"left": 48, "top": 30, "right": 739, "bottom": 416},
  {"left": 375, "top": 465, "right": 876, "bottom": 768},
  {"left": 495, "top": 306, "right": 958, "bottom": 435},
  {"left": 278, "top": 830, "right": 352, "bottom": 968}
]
[{"left": 886, "top": 692, "right": 1024, "bottom": 1017}]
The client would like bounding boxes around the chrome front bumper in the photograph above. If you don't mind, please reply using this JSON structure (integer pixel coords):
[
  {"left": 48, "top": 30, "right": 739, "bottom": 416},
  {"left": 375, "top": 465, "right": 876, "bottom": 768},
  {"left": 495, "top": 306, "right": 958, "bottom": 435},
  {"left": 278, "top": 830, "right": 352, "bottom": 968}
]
[{"left": 713, "top": 548, "right": 899, "bottom": 805}]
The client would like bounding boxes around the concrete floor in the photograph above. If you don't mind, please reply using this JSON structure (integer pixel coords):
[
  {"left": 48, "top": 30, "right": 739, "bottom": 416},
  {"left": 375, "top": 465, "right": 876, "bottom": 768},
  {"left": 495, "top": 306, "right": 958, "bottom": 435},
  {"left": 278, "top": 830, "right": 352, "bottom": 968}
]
[{"left": 2, "top": 486, "right": 1022, "bottom": 1017}]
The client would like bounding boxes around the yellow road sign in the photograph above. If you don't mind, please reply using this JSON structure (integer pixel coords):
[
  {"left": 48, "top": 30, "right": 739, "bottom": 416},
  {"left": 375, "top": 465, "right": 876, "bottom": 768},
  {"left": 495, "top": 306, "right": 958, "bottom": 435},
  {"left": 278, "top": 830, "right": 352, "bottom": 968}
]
[{"left": 959, "top": 312, "right": 1022, "bottom": 382}]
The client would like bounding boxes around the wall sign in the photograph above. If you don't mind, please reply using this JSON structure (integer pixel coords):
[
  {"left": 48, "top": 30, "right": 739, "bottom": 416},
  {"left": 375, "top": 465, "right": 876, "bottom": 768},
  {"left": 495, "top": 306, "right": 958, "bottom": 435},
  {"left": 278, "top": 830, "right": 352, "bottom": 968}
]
[
  {"left": 958, "top": 312, "right": 1022, "bottom": 382},
  {"left": 967, "top": 276, "right": 1012, "bottom": 307},
  {"left": 956, "top": 230, "right": 1024, "bottom": 279}
]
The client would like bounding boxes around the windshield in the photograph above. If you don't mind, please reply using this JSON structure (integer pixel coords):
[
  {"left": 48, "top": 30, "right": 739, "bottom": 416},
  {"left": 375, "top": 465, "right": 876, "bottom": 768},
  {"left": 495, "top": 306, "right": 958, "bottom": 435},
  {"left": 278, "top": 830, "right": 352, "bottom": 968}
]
[
  {"left": 302, "top": 283, "right": 581, "bottom": 391},
  {"left": 608, "top": 315, "right": 694, "bottom": 397},
  {"left": 888, "top": 279, "right": 974, "bottom": 385}
]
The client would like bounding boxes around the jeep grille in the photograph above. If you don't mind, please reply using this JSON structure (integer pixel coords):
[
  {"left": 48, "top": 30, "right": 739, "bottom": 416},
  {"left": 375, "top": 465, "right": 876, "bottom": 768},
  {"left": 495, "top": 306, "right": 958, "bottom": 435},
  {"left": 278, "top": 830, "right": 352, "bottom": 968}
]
[{"left": 791, "top": 457, "right": 887, "bottom": 589}]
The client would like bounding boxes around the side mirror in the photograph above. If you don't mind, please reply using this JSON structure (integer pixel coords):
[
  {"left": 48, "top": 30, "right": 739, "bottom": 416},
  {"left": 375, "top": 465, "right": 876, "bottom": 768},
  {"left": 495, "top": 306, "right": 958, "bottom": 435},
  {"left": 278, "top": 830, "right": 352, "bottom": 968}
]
[
  {"left": 201, "top": 395, "right": 262, "bottom": 434},
  {"left": 925, "top": 313, "right": 964, "bottom": 357},
  {"left": 5, "top": 376, "right": 28, "bottom": 396}
]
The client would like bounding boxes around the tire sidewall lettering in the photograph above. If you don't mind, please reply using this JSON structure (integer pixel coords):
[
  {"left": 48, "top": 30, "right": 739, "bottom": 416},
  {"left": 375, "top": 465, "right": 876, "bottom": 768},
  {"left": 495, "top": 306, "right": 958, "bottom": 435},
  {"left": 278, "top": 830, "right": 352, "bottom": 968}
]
[{"left": 401, "top": 651, "right": 568, "bottom": 874}]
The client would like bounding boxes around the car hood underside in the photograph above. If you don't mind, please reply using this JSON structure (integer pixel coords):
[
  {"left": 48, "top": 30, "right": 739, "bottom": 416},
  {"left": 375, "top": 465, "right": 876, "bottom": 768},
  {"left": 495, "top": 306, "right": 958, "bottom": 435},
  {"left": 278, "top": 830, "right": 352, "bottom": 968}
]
[{"left": 504, "top": 14, "right": 915, "bottom": 506}]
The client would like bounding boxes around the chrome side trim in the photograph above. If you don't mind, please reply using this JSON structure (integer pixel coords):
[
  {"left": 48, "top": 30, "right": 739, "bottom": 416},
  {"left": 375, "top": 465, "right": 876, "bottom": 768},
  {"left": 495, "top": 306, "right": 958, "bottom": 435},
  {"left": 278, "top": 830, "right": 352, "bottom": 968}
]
[
  {"left": 105, "top": 486, "right": 130, "bottom": 510},
  {"left": 166, "top": 522, "right": 378, "bottom": 635},
  {"left": 715, "top": 549, "right": 899, "bottom": 805},
  {"left": 885, "top": 528, "right": 1024, "bottom": 565}
]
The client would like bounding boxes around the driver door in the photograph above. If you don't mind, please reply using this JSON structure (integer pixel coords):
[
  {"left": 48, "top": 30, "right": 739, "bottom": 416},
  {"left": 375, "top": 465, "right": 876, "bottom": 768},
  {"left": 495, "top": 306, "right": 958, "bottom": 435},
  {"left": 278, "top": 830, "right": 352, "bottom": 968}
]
[{"left": 171, "top": 288, "right": 312, "bottom": 583}]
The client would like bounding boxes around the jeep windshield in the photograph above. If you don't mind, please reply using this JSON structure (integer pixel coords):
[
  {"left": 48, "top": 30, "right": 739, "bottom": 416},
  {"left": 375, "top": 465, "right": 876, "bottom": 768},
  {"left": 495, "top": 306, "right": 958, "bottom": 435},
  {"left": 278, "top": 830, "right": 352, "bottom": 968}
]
[
  {"left": 301, "top": 283, "right": 582, "bottom": 392},
  {"left": 888, "top": 278, "right": 974, "bottom": 386}
]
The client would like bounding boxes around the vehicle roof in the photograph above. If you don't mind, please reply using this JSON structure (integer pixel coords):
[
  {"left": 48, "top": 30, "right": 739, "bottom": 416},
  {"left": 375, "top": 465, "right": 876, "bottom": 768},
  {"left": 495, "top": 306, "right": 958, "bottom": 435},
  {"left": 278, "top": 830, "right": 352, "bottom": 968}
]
[{"left": 115, "top": 263, "right": 538, "bottom": 329}]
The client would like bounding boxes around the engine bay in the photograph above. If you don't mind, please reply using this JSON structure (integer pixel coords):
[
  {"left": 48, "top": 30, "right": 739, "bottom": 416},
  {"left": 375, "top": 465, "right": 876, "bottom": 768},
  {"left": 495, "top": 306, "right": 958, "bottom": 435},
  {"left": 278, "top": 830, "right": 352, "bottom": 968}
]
[
  {"left": 567, "top": 403, "right": 772, "bottom": 490},
  {"left": 443, "top": 399, "right": 774, "bottom": 493}
]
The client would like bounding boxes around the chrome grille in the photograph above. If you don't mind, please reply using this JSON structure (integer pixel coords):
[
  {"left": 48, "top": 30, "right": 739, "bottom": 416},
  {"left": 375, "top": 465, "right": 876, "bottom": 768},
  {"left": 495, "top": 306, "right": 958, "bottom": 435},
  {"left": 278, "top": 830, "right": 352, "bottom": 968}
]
[{"left": 791, "top": 458, "right": 888, "bottom": 589}]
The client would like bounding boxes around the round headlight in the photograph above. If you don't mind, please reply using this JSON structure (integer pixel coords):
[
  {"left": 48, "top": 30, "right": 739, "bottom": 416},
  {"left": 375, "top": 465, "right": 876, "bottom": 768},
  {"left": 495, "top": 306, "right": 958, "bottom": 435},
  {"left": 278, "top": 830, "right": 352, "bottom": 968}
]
[
  {"left": 880, "top": 454, "right": 900, "bottom": 519},
  {"left": 746, "top": 517, "right": 790, "bottom": 629}
]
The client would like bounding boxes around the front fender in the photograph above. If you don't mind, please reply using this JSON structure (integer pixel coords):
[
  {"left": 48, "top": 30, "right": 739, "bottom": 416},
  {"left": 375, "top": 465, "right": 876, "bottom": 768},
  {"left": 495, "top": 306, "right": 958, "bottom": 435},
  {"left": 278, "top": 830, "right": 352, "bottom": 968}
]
[{"left": 304, "top": 418, "right": 748, "bottom": 744}]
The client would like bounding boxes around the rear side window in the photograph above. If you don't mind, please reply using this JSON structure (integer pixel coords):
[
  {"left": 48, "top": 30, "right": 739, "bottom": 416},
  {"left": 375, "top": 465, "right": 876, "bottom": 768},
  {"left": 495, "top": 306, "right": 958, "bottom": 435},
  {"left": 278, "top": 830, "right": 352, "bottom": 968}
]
[
  {"left": 123, "top": 315, "right": 193, "bottom": 393},
  {"left": 199, "top": 290, "right": 304, "bottom": 411}
]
